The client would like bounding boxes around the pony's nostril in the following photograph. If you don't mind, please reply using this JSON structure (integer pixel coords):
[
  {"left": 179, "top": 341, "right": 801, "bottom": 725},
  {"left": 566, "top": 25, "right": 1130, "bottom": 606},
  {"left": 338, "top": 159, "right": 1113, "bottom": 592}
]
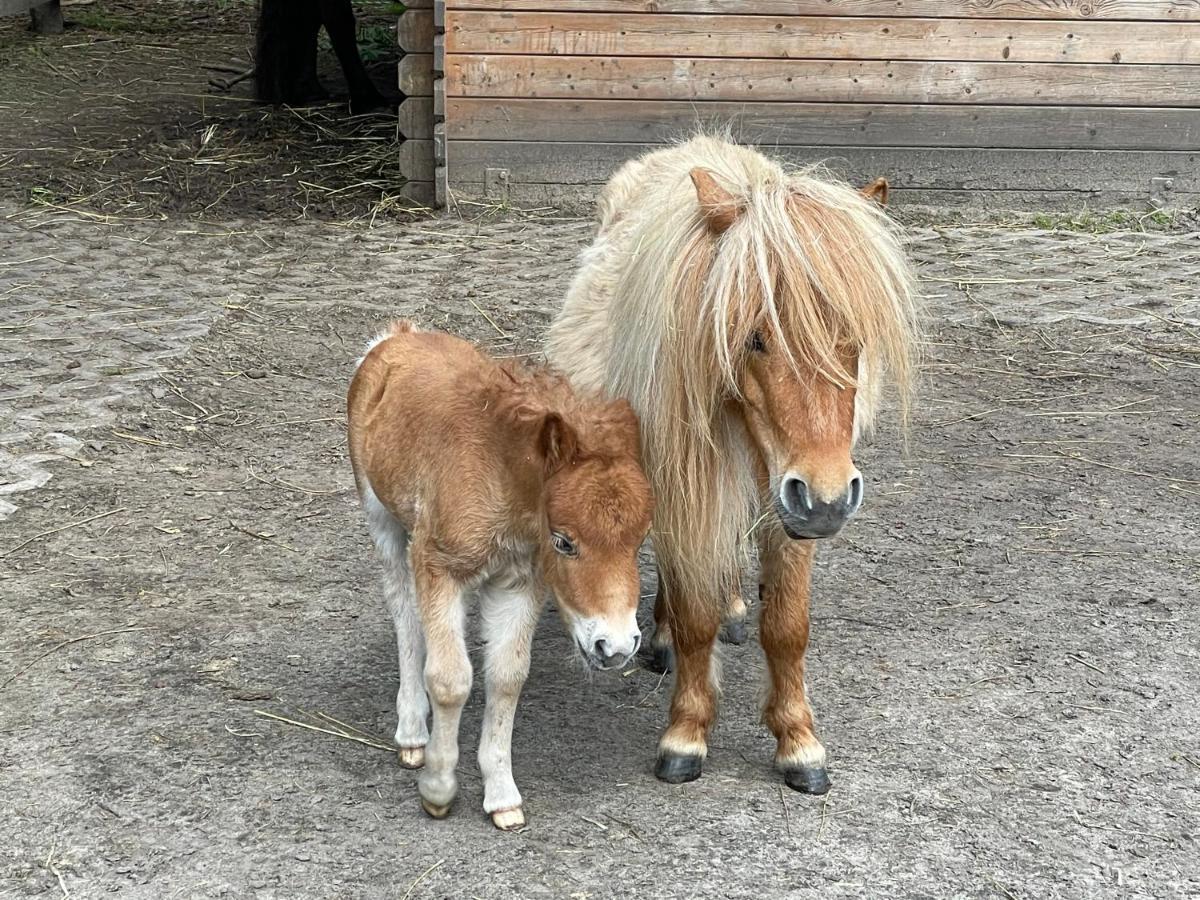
[
  {"left": 594, "top": 638, "right": 611, "bottom": 660},
  {"left": 782, "top": 476, "right": 811, "bottom": 515},
  {"left": 847, "top": 475, "right": 864, "bottom": 511}
]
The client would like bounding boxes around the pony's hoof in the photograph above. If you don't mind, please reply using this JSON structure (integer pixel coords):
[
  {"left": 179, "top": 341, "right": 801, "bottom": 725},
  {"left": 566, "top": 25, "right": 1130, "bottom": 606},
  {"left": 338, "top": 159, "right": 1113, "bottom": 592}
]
[
  {"left": 397, "top": 746, "right": 425, "bottom": 769},
  {"left": 642, "top": 642, "right": 674, "bottom": 674},
  {"left": 720, "top": 618, "right": 748, "bottom": 645},
  {"left": 490, "top": 807, "right": 526, "bottom": 831},
  {"left": 420, "top": 797, "right": 453, "bottom": 819},
  {"left": 655, "top": 753, "right": 703, "bottom": 784},
  {"left": 783, "top": 765, "right": 831, "bottom": 795}
]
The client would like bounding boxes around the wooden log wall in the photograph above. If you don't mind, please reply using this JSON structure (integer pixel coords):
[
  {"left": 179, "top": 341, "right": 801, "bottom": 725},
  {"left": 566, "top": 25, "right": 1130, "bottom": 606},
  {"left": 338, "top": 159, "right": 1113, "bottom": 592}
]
[
  {"left": 397, "top": 0, "right": 439, "bottom": 206},
  {"left": 430, "top": 0, "right": 1200, "bottom": 207}
]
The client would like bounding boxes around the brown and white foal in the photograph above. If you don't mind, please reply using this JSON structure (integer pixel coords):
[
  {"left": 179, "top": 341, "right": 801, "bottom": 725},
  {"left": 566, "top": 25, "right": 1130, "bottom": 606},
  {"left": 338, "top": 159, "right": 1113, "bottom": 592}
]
[{"left": 347, "top": 322, "right": 652, "bottom": 830}]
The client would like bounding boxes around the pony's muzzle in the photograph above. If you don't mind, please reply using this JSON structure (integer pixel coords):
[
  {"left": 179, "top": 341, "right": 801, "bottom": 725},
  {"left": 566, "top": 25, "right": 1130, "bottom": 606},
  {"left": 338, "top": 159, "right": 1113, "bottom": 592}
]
[{"left": 777, "top": 472, "right": 863, "bottom": 539}]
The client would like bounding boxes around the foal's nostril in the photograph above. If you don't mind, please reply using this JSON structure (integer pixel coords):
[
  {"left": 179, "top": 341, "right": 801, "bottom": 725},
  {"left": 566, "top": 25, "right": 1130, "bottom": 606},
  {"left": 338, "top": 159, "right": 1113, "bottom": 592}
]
[
  {"left": 594, "top": 638, "right": 611, "bottom": 660},
  {"left": 781, "top": 476, "right": 811, "bottom": 516},
  {"left": 847, "top": 474, "right": 864, "bottom": 512}
]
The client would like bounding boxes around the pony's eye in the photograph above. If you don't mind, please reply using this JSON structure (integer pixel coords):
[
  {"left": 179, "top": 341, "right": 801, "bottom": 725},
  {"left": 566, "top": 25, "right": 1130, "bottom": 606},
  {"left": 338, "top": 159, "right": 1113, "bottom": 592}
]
[
  {"left": 551, "top": 531, "right": 578, "bottom": 558},
  {"left": 747, "top": 330, "right": 766, "bottom": 353}
]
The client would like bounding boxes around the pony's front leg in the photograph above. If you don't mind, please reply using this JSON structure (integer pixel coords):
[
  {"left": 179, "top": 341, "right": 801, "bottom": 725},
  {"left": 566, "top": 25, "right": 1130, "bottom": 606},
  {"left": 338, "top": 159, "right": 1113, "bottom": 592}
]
[
  {"left": 760, "top": 535, "right": 830, "bottom": 795},
  {"left": 654, "top": 571, "right": 721, "bottom": 784},
  {"left": 477, "top": 573, "right": 542, "bottom": 831},
  {"left": 412, "top": 557, "right": 472, "bottom": 819}
]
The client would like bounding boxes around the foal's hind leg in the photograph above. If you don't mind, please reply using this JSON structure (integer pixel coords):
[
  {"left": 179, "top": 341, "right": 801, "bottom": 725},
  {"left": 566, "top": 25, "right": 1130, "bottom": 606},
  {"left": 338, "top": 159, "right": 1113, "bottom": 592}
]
[
  {"left": 363, "top": 484, "right": 429, "bottom": 768},
  {"left": 759, "top": 536, "right": 830, "bottom": 795},
  {"left": 655, "top": 571, "right": 721, "bottom": 784},
  {"left": 384, "top": 559, "right": 429, "bottom": 769}
]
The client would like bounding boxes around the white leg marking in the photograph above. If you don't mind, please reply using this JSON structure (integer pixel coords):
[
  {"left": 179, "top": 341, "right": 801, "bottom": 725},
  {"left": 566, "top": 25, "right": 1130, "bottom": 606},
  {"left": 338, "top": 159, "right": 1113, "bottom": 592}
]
[
  {"left": 416, "top": 572, "right": 471, "bottom": 814},
  {"left": 361, "top": 479, "right": 429, "bottom": 760},
  {"left": 476, "top": 569, "right": 542, "bottom": 826}
]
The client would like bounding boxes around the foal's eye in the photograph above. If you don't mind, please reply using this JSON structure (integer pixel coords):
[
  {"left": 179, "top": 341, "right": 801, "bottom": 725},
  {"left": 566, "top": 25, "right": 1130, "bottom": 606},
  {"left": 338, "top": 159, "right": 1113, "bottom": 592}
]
[
  {"left": 551, "top": 531, "right": 578, "bottom": 558},
  {"left": 747, "top": 330, "right": 766, "bottom": 353}
]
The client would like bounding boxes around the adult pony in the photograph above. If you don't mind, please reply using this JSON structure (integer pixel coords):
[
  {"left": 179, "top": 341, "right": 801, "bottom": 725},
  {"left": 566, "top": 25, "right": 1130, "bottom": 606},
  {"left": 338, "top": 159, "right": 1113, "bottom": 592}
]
[{"left": 547, "top": 136, "right": 917, "bottom": 794}]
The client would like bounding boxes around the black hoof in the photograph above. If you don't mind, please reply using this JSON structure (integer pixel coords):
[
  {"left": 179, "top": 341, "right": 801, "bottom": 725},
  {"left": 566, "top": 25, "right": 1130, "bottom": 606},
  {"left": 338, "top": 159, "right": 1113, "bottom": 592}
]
[
  {"left": 655, "top": 753, "right": 703, "bottom": 784},
  {"left": 720, "top": 618, "right": 748, "bottom": 645},
  {"left": 642, "top": 641, "right": 674, "bottom": 674},
  {"left": 783, "top": 766, "right": 832, "bottom": 795}
]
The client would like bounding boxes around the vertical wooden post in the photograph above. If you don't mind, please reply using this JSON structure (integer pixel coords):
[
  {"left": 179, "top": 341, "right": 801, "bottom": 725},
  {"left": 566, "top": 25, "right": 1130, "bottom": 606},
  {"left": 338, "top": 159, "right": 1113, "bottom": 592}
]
[
  {"left": 397, "top": 0, "right": 436, "bottom": 207},
  {"left": 433, "top": 3, "right": 447, "bottom": 207}
]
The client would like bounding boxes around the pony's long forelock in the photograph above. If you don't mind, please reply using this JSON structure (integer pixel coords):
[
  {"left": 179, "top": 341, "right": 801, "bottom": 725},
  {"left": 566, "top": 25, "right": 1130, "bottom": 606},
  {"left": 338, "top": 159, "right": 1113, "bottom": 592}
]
[{"left": 579, "top": 136, "right": 919, "bottom": 600}]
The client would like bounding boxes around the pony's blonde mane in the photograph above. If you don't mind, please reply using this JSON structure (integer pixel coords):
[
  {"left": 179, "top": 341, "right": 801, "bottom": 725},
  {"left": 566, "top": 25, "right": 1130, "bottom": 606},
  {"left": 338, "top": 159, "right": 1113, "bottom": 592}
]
[{"left": 597, "top": 136, "right": 918, "bottom": 599}]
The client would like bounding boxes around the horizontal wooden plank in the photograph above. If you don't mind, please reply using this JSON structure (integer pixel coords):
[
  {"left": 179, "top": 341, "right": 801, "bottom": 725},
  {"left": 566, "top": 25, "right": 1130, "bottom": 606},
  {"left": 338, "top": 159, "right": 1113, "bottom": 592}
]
[
  {"left": 443, "top": 181, "right": 1200, "bottom": 212},
  {"left": 399, "top": 139, "right": 436, "bottom": 182},
  {"left": 444, "top": 140, "right": 1200, "bottom": 194},
  {"left": 446, "top": 55, "right": 1200, "bottom": 107},
  {"left": 399, "top": 181, "right": 436, "bottom": 207},
  {"left": 444, "top": 98, "right": 1200, "bottom": 151},
  {"left": 446, "top": 12, "right": 1198, "bottom": 64},
  {"left": 399, "top": 53, "right": 434, "bottom": 97},
  {"left": 447, "top": 0, "right": 1200, "bottom": 21},
  {"left": 398, "top": 9, "right": 435, "bottom": 54},
  {"left": 398, "top": 97, "right": 435, "bottom": 140}
]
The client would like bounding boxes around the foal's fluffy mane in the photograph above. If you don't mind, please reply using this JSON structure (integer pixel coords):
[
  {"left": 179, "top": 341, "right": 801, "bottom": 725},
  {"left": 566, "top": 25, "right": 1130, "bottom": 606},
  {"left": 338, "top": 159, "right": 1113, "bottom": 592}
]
[{"left": 559, "top": 136, "right": 918, "bottom": 600}]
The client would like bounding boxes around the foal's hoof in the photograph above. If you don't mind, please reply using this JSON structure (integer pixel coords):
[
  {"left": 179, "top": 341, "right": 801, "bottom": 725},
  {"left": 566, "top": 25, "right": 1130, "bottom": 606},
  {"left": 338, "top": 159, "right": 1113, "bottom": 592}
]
[
  {"left": 642, "top": 642, "right": 674, "bottom": 674},
  {"left": 655, "top": 753, "right": 703, "bottom": 784},
  {"left": 720, "top": 618, "right": 748, "bottom": 645},
  {"left": 490, "top": 807, "right": 526, "bottom": 831},
  {"left": 420, "top": 797, "right": 453, "bottom": 819},
  {"left": 783, "top": 765, "right": 832, "bottom": 795},
  {"left": 397, "top": 746, "right": 425, "bottom": 769}
]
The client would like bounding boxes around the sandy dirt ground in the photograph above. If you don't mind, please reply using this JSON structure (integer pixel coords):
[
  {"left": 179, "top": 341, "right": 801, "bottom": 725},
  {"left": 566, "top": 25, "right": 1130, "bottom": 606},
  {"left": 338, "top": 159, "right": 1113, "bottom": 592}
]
[{"left": 1, "top": 4, "right": 1198, "bottom": 899}]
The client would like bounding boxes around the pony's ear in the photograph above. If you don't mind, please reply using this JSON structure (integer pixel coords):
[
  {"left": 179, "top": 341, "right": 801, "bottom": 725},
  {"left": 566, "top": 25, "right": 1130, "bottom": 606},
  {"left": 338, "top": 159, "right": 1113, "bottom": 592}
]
[
  {"left": 690, "top": 167, "right": 740, "bottom": 234},
  {"left": 860, "top": 177, "right": 889, "bottom": 207},
  {"left": 539, "top": 412, "right": 579, "bottom": 474}
]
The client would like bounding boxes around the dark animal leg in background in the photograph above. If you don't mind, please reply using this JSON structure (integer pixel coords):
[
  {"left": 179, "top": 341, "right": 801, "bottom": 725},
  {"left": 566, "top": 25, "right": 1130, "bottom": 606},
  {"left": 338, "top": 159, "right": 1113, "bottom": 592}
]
[
  {"left": 255, "top": 0, "right": 327, "bottom": 106},
  {"left": 30, "top": 0, "right": 63, "bottom": 34},
  {"left": 318, "top": 0, "right": 386, "bottom": 112}
]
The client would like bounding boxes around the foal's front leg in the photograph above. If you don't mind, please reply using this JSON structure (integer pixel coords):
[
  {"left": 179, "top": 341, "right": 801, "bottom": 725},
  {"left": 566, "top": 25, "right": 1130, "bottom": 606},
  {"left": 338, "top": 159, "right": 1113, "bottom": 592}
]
[
  {"left": 412, "top": 555, "right": 472, "bottom": 818},
  {"left": 477, "top": 572, "right": 542, "bottom": 831},
  {"left": 759, "top": 535, "right": 830, "bottom": 794}
]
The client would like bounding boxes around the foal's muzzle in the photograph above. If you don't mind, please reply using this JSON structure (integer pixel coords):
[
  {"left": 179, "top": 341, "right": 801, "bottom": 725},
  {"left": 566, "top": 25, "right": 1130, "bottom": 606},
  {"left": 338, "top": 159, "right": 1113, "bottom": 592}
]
[
  {"left": 776, "top": 473, "right": 863, "bottom": 539},
  {"left": 580, "top": 634, "right": 641, "bottom": 671}
]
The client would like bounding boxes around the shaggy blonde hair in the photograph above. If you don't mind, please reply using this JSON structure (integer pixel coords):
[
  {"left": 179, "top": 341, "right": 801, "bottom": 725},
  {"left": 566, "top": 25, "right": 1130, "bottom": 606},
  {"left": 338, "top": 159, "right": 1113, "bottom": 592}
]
[{"left": 548, "top": 136, "right": 918, "bottom": 602}]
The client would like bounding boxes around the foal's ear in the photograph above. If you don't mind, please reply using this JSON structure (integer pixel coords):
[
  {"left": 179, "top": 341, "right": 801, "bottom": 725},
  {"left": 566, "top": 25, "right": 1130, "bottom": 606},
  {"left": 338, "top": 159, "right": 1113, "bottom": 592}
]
[
  {"left": 690, "top": 167, "right": 740, "bottom": 234},
  {"left": 539, "top": 412, "right": 579, "bottom": 474},
  {"left": 860, "top": 177, "right": 889, "bottom": 207}
]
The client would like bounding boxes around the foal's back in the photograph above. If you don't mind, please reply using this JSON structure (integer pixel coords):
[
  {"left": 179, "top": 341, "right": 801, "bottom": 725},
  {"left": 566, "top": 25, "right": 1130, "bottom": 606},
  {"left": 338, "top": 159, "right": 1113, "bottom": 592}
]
[{"left": 347, "top": 323, "right": 521, "bottom": 535}]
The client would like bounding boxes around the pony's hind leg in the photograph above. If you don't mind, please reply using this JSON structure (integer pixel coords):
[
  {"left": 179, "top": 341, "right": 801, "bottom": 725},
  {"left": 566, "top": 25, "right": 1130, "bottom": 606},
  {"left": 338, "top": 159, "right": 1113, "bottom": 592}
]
[
  {"left": 648, "top": 573, "right": 751, "bottom": 674},
  {"left": 477, "top": 570, "right": 542, "bottom": 831},
  {"left": 759, "top": 536, "right": 830, "bottom": 795},
  {"left": 644, "top": 577, "right": 674, "bottom": 673},
  {"left": 654, "top": 571, "right": 721, "bottom": 784},
  {"left": 720, "top": 584, "right": 750, "bottom": 645}
]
